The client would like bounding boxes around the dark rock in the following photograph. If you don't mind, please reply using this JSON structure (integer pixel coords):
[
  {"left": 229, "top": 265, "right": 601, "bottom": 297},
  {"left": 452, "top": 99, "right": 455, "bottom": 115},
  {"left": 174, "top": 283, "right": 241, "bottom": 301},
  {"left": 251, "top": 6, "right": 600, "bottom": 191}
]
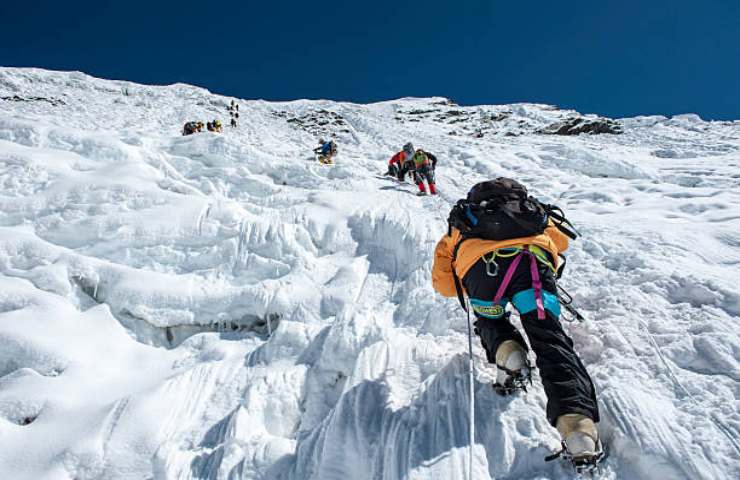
[
  {"left": 405, "top": 109, "right": 437, "bottom": 115},
  {"left": 542, "top": 116, "right": 622, "bottom": 135},
  {"left": 20, "top": 415, "right": 38, "bottom": 426},
  {"left": 0, "top": 95, "right": 66, "bottom": 106},
  {"left": 279, "top": 109, "right": 352, "bottom": 138},
  {"left": 431, "top": 98, "right": 459, "bottom": 107}
]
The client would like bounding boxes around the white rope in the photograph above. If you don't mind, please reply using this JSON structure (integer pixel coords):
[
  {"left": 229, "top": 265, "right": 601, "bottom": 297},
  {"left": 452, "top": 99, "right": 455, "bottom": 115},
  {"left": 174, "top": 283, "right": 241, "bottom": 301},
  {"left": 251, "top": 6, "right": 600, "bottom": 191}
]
[
  {"left": 465, "top": 300, "right": 476, "bottom": 480},
  {"left": 637, "top": 318, "right": 740, "bottom": 455}
]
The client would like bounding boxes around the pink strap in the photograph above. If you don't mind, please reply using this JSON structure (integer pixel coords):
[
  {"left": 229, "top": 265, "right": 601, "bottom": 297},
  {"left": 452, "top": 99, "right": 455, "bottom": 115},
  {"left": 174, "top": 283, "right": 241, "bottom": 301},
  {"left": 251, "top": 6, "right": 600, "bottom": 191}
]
[
  {"left": 492, "top": 251, "right": 546, "bottom": 320},
  {"left": 528, "top": 252, "right": 546, "bottom": 320},
  {"left": 493, "top": 253, "right": 523, "bottom": 304}
]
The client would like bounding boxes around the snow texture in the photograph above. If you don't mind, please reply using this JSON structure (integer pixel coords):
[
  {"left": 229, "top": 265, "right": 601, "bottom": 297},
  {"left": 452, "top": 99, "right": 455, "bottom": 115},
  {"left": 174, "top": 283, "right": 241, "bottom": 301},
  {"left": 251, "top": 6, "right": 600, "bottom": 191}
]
[{"left": 0, "top": 68, "right": 739, "bottom": 479}]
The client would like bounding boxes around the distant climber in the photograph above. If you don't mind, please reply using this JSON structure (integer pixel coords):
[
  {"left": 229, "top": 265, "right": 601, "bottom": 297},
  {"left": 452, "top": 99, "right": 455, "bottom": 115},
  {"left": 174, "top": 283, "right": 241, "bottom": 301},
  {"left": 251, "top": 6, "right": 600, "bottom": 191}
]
[
  {"left": 432, "top": 178, "right": 602, "bottom": 470},
  {"left": 228, "top": 101, "right": 240, "bottom": 126},
  {"left": 182, "top": 121, "right": 204, "bottom": 136},
  {"left": 385, "top": 144, "right": 438, "bottom": 194},
  {"left": 385, "top": 142, "right": 415, "bottom": 179},
  {"left": 407, "top": 149, "right": 437, "bottom": 195},
  {"left": 206, "top": 119, "right": 222, "bottom": 133},
  {"left": 411, "top": 149, "right": 437, "bottom": 196},
  {"left": 314, "top": 138, "right": 337, "bottom": 165}
]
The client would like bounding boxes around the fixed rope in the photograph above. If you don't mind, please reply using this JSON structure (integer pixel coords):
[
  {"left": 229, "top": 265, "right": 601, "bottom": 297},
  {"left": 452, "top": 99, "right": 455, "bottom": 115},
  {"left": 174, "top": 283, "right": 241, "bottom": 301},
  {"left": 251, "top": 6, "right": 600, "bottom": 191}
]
[
  {"left": 465, "top": 298, "right": 476, "bottom": 480},
  {"left": 636, "top": 318, "right": 740, "bottom": 456}
]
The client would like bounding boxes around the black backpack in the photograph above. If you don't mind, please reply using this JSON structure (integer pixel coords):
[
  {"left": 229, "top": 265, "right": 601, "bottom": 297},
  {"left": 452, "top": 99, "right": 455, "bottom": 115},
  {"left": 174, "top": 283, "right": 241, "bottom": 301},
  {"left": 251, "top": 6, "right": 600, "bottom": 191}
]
[
  {"left": 448, "top": 178, "right": 578, "bottom": 243},
  {"left": 447, "top": 178, "right": 579, "bottom": 310}
]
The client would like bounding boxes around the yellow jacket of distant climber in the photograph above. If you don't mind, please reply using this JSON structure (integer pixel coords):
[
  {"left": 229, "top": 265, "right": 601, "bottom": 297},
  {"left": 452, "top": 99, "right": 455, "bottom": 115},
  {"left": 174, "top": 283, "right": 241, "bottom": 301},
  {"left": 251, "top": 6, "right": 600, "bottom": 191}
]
[{"left": 431, "top": 223, "right": 570, "bottom": 298}]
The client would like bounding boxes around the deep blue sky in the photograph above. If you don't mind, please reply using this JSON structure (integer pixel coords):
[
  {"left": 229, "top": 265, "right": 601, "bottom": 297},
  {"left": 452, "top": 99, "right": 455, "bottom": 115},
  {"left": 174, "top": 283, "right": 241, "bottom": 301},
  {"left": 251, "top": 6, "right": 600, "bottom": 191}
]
[{"left": 1, "top": 0, "right": 738, "bottom": 119}]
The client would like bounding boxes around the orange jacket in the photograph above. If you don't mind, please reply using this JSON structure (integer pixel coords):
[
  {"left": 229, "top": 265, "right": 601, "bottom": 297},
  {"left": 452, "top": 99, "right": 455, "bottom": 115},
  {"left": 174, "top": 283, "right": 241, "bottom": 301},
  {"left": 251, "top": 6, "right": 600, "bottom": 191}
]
[
  {"left": 388, "top": 151, "right": 406, "bottom": 166},
  {"left": 431, "top": 223, "right": 570, "bottom": 298}
]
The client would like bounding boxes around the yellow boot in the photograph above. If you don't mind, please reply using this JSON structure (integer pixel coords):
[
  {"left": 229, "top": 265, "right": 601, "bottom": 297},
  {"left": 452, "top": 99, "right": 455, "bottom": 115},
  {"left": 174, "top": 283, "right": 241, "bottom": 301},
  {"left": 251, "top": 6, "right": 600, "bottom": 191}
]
[
  {"left": 493, "top": 340, "right": 530, "bottom": 395},
  {"left": 556, "top": 413, "right": 602, "bottom": 466}
]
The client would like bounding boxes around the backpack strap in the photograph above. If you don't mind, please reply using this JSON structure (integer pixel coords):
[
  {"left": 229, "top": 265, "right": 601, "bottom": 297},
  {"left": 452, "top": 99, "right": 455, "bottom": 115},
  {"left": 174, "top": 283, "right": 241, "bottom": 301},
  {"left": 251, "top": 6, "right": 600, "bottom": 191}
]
[
  {"left": 556, "top": 253, "right": 567, "bottom": 279},
  {"left": 545, "top": 205, "right": 579, "bottom": 240},
  {"left": 451, "top": 238, "right": 469, "bottom": 312}
]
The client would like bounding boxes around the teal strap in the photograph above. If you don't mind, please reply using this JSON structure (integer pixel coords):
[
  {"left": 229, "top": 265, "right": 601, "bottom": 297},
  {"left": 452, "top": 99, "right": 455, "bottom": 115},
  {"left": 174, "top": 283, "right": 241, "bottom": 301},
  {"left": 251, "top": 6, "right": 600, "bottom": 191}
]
[{"left": 512, "top": 289, "right": 561, "bottom": 317}]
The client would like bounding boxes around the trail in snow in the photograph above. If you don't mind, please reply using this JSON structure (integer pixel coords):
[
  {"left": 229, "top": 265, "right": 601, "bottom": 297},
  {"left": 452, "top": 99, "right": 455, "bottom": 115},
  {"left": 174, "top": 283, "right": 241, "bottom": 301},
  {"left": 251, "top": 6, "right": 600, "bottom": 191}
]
[{"left": 0, "top": 68, "right": 738, "bottom": 480}]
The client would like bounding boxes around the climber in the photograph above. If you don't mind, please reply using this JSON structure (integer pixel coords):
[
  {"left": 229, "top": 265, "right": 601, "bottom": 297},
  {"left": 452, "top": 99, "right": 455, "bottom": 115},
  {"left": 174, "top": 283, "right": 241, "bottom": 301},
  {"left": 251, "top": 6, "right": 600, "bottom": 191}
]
[
  {"left": 410, "top": 149, "right": 437, "bottom": 195},
  {"left": 314, "top": 138, "right": 337, "bottom": 165},
  {"left": 183, "top": 121, "right": 199, "bottom": 136},
  {"left": 432, "top": 177, "right": 602, "bottom": 468},
  {"left": 385, "top": 142, "right": 416, "bottom": 179},
  {"left": 206, "top": 120, "right": 222, "bottom": 133}
]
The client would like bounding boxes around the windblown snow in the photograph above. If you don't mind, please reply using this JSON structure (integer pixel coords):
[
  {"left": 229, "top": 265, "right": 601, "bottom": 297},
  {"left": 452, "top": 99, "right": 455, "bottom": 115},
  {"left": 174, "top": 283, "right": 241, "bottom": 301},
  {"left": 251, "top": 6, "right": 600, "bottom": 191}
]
[{"left": 0, "top": 68, "right": 739, "bottom": 480}]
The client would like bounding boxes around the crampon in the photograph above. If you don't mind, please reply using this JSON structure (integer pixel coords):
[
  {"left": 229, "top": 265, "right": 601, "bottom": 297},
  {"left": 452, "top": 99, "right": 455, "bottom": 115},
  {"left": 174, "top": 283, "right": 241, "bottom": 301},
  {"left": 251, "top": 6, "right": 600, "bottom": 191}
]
[
  {"left": 493, "top": 364, "right": 532, "bottom": 395},
  {"left": 545, "top": 438, "right": 607, "bottom": 475}
]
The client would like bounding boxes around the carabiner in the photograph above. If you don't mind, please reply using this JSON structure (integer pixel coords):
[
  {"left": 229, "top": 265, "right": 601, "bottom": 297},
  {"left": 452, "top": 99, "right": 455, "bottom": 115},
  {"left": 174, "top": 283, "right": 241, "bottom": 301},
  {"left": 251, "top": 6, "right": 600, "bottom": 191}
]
[{"left": 482, "top": 253, "right": 499, "bottom": 277}]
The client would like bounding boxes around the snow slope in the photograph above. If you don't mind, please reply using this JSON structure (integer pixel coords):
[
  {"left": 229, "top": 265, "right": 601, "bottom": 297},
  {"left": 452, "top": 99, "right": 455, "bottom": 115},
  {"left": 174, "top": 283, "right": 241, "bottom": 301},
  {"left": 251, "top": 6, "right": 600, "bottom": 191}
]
[{"left": 0, "top": 68, "right": 739, "bottom": 480}]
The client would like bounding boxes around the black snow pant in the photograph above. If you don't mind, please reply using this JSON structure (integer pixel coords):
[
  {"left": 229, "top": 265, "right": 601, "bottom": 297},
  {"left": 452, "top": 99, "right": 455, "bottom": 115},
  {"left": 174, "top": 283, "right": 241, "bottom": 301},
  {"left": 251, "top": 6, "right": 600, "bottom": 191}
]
[
  {"left": 398, "top": 163, "right": 411, "bottom": 182},
  {"left": 463, "top": 255, "right": 600, "bottom": 426},
  {"left": 413, "top": 165, "right": 435, "bottom": 185}
]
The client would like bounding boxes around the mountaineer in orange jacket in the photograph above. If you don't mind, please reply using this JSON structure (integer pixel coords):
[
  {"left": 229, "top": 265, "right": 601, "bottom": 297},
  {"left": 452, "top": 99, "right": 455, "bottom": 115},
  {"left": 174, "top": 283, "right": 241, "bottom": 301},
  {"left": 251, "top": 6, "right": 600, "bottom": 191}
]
[
  {"left": 385, "top": 142, "right": 415, "bottom": 179},
  {"left": 385, "top": 144, "right": 438, "bottom": 195},
  {"left": 432, "top": 178, "right": 602, "bottom": 467}
]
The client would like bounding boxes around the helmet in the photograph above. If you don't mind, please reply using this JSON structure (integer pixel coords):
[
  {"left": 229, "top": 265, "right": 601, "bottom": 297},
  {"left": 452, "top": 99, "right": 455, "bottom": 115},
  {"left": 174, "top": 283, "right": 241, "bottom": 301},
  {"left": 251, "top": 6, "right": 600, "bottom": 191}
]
[
  {"left": 403, "top": 142, "right": 414, "bottom": 151},
  {"left": 319, "top": 138, "right": 326, "bottom": 144},
  {"left": 215, "top": 120, "right": 221, "bottom": 126}
]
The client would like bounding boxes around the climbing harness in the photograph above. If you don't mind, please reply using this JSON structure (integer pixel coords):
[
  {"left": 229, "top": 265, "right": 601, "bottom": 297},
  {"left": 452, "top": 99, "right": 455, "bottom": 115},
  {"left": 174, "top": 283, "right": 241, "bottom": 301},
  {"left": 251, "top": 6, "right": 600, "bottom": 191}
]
[{"left": 490, "top": 249, "right": 547, "bottom": 320}]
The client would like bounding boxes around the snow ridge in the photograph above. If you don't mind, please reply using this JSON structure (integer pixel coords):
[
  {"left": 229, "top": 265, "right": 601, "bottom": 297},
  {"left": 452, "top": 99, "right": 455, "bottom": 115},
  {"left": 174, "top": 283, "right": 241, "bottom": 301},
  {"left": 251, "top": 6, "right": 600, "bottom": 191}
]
[{"left": 0, "top": 68, "right": 739, "bottom": 479}]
